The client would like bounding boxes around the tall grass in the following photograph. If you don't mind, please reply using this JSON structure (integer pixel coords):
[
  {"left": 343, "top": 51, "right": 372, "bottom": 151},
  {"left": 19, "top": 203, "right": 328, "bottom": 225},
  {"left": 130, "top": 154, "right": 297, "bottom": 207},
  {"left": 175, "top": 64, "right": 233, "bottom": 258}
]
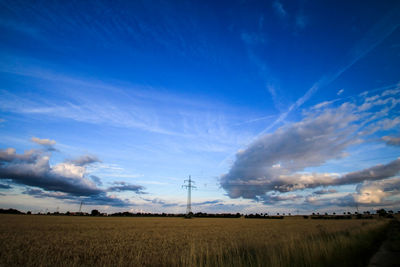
[{"left": 0, "top": 215, "right": 389, "bottom": 266}]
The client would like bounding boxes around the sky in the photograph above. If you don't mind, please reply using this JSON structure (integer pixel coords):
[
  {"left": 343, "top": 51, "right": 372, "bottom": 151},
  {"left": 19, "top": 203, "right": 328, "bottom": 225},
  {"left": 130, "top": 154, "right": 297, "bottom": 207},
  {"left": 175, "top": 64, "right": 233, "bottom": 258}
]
[{"left": 0, "top": 0, "right": 399, "bottom": 215}]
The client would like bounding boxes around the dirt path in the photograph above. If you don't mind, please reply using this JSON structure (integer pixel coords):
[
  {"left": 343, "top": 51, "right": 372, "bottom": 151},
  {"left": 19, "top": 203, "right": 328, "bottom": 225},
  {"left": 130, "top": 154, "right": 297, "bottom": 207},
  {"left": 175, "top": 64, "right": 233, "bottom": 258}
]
[{"left": 368, "top": 218, "right": 400, "bottom": 267}]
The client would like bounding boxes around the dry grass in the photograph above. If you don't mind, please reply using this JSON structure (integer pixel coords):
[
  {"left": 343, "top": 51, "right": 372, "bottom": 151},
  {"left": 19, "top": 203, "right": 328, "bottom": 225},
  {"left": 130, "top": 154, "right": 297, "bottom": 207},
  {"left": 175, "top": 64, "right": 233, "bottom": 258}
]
[{"left": 0, "top": 215, "right": 389, "bottom": 266}]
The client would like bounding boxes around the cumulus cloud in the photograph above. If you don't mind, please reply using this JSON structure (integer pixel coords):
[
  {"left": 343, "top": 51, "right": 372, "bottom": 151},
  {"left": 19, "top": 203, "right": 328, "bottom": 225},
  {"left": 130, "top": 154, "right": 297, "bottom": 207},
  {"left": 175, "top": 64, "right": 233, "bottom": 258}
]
[
  {"left": 221, "top": 102, "right": 359, "bottom": 198},
  {"left": 0, "top": 143, "right": 145, "bottom": 207},
  {"left": 0, "top": 149, "right": 102, "bottom": 196},
  {"left": 382, "top": 136, "right": 400, "bottom": 146},
  {"left": 108, "top": 181, "right": 146, "bottom": 194},
  {"left": 221, "top": 88, "right": 400, "bottom": 201},
  {"left": 301, "top": 176, "right": 400, "bottom": 208},
  {"left": 353, "top": 177, "right": 400, "bottom": 205}
]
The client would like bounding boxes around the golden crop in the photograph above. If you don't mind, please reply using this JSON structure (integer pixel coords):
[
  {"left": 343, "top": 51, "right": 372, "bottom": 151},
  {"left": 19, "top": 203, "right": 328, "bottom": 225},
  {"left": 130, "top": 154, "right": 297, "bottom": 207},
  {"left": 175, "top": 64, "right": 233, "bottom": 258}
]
[{"left": 0, "top": 215, "right": 389, "bottom": 266}]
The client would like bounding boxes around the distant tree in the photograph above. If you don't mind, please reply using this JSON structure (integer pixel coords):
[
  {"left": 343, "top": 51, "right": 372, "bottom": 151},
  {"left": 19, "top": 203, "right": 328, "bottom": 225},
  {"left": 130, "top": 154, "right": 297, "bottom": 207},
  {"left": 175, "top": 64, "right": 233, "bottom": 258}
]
[
  {"left": 184, "top": 212, "right": 193, "bottom": 219},
  {"left": 27, "top": 211, "right": 31, "bottom": 215},
  {"left": 376, "top": 209, "right": 387, "bottom": 217},
  {"left": 91, "top": 209, "right": 100, "bottom": 216},
  {"left": 0, "top": 208, "right": 23, "bottom": 214},
  {"left": 333, "top": 212, "right": 336, "bottom": 215}
]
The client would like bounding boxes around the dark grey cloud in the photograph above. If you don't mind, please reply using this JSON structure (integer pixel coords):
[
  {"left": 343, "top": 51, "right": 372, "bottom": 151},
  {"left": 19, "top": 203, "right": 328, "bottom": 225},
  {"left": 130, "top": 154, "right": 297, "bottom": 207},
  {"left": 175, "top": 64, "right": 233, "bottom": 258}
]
[
  {"left": 23, "top": 188, "right": 73, "bottom": 200},
  {"left": 221, "top": 90, "right": 400, "bottom": 201},
  {"left": 79, "top": 193, "right": 131, "bottom": 207},
  {"left": 23, "top": 188, "right": 131, "bottom": 207},
  {"left": 192, "top": 199, "right": 223, "bottom": 206},
  {"left": 259, "top": 194, "right": 302, "bottom": 205},
  {"left": 108, "top": 181, "right": 146, "bottom": 194},
  {"left": 0, "top": 148, "right": 39, "bottom": 163},
  {"left": 66, "top": 155, "right": 100, "bottom": 166},
  {"left": 0, "top": 144, "right": 144, "bottom": 207},
  {"left": 0, "top": 150, "right": 102, "bottom": 196},
  {"left": 313, "top": 189, "right": 337, "bottom": 195},
  {"left": 0, "top": 183, "right": 12, "bottom": 189},
  {"left": 141, "top": 197, "right": 179, "bottom": 208},
  {"left": 221, "top": 102, "right": 358, "bottom": 198},
  {"left": 335, "top": 158, "right": 400, "bottom": 185}
]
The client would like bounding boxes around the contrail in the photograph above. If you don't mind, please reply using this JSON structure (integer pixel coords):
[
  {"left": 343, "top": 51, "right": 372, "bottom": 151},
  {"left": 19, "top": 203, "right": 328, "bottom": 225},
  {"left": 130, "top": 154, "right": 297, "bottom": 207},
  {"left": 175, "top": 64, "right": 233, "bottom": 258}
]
[
  {"left": 255, "top": 5, "right": 400, "bottom": 138},
  {"left": 220, "top": 6, "right": 400, "bottom": 167}
]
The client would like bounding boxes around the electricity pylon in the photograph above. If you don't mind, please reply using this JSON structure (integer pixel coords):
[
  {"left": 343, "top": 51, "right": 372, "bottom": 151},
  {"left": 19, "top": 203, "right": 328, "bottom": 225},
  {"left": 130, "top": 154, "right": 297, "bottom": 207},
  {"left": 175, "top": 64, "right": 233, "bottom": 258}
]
[{"left": 182, "top": 175, "right": 196, "bottom": 215}]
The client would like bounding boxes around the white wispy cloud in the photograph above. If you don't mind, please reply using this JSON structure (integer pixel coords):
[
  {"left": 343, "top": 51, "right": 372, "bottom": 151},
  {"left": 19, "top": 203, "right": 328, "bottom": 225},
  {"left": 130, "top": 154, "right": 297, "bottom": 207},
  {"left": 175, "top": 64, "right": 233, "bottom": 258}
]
[
  {"left": 0, "top": 59, "right": 253, "bottom": 154},
  {"left": 273, "top": 1, "right": 287, "bottom": 18},
  {"left": 382, "top": 136, "right": 400, "bottom": 146},
  {"left": 31, "top": 137, "right": 56, "bottom": 146},
  {"left": 295, "top": 12, "right": 308, "bottom": 29},
  {"left": 259, "top": 6, "right": 400, "bottom": 136},
  {"left": 0, "top": 1, "right": 212, "bottom": 61}
]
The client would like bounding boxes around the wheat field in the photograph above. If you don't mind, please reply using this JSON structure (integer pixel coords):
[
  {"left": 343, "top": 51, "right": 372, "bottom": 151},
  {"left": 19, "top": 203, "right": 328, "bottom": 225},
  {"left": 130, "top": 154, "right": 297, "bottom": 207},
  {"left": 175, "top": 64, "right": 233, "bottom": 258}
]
[{"left": 0, "top": 215, "right": 390, "bottom": 266}]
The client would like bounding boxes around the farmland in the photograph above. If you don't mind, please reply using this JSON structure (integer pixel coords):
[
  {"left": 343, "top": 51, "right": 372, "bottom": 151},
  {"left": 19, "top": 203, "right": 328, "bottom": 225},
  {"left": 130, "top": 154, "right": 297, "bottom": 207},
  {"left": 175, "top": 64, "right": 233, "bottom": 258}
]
[{"left": 0, "top": 215, "right": 393, "bottom": 266}]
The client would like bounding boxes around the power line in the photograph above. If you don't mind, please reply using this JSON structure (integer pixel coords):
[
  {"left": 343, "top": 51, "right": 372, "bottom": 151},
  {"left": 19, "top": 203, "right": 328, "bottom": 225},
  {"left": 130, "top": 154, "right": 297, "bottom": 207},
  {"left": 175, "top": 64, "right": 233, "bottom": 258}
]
[
  {"left": 79, "top": 201, "right": 83, "bottom": 213},
  {"left": 182, "top": 175, "right": 196, "bottom": 215}
]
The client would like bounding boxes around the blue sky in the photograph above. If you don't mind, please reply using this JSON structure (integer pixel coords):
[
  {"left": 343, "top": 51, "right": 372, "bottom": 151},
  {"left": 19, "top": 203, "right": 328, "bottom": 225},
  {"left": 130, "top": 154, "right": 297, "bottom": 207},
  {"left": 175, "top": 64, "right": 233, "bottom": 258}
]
[{"left": 0, "top": 0, "right": 399, "bottom": 214}]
